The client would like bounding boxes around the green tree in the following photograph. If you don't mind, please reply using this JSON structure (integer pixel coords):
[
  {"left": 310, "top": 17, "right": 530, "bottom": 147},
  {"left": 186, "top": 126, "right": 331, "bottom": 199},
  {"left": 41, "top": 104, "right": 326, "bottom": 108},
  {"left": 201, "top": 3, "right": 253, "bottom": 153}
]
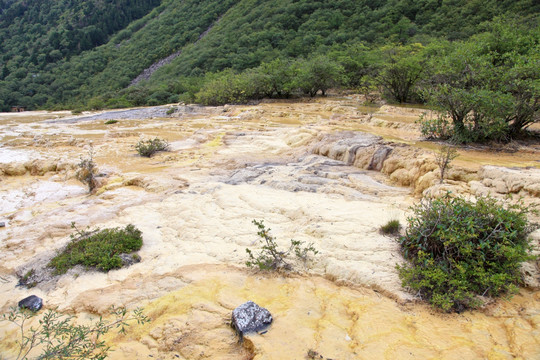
[
  {"left": 376, "top": 43, "right": 426, "bottom": 103},
  {"left": 421, "top": 20, "right": 539, "bottom": 142},
  {"left": 294, "top": 55, "right": 343, "bottom": 97},
  {"left": 256, "top": 58, "right": 296, "bottom": 98}
]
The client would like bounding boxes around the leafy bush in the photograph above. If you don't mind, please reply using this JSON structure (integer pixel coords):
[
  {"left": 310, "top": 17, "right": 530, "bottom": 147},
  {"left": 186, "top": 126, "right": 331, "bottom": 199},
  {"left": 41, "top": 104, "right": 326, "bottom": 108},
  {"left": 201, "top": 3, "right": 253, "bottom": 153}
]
[
  {"left": 195, "top": 69, "right": 264, "bottom": 106},
  {"left": 135, "top": 137, "right": 169, "bottom": 157},
  {"left": 104, "top": 119, "right": 118, "bottom": 124},
  {"left": 380, "top": 219, "right": 401, "bottom": 235},
  {"left": 49, "top": 224, "right": 143, "bottom": 275},
  {"left": 417, "top": 112, "right": 452, "bottom": 140},
  {"left": 397, "top": 195, "right": 536, "bottom": 312},
  {"left": 246, "top": 220, "right": 318, "bottom": 271},
  {"left": 1, "top": 305, "right": 149, "bottom": 360}
]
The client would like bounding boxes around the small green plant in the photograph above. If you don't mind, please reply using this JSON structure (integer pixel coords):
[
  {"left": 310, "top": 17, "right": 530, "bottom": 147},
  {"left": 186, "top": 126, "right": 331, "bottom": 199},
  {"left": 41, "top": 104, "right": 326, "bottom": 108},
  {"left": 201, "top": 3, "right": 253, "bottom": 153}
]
[
  {"left": 397, "top": 194, "right": 537, "bottom": 312},
  {"left": 0, "top": 305, "right": 149, "bottom": 360},
  {"left": 76, "top": 146, "right": 98, "bottom": 193},
  {"left": 104, "top": 119, "right": 118, "bottom": 124},
  {"left": 19, "top": 269, "right": 37, "bottom": 288},
  {"left": 246, "top": 220, "right": 318, "bottom": 271},
  {"left": 380, "top": 219, "right": 401, "bottom": 235},
  {"left": 134, "top": 137, "right": 169, "bottom": 157},
  {"left": 417, "top": 112, "right": 452, "bottom": 140},
  {"left": 49, "top": 223, "right": 143, "bottom": 275},
  {"left": 435, "top": 145, "right": 459, "bottom": 184},
  {"left": 166, "top": 107, "right": 177, "bottom": 115}
]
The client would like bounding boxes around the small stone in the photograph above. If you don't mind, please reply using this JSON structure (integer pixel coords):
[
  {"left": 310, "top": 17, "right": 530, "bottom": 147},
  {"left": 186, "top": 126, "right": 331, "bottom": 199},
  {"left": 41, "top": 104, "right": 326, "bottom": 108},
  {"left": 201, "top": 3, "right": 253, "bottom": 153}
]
[
  {"left": 232, "top": 301, "right": 272, "bottom": 337},
  {"left": 0, "top": 222, "right": 5, "bottom": 228},
  {"left": 18, "top": 295, "right": 43, "bottom": 312}
]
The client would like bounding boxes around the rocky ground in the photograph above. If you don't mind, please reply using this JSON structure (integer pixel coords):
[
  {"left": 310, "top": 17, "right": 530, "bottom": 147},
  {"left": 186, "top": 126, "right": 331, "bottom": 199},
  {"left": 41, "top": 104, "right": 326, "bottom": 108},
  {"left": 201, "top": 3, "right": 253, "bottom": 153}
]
[{"left": 0, "top": 97, "right": 539, "bottom": 359}]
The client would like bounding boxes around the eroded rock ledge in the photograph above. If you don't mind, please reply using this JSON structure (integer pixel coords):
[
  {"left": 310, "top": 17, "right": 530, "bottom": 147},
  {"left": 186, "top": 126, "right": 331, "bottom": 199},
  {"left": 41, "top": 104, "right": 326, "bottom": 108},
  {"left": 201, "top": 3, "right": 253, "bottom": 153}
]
[{"left": 312, "top": 131, "right": 540, "bottom": 200}]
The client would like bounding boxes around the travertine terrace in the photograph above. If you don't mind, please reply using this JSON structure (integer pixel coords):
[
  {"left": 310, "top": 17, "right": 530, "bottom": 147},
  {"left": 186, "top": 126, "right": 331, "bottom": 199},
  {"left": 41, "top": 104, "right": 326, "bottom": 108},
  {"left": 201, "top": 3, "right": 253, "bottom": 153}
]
[{"left": 1, "top": 97, "right": 539, "bottom": 359}]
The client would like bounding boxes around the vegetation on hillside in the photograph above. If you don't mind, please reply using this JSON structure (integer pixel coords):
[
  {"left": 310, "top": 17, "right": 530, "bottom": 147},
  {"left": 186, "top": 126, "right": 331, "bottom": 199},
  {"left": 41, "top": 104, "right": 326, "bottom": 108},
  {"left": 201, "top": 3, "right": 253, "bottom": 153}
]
[{"left": 0, "top": 0, "right": 538, "bottom": 122}]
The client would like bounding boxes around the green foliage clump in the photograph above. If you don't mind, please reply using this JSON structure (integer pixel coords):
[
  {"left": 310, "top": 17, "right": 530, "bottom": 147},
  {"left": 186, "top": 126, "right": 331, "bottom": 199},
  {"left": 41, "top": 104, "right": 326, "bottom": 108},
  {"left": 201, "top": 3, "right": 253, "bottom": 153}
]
[
  {"left": 294, "top": 55, "right": 344, "bottom": 97},
  {"left": 0, "top": 305, "right": 149, "bottom": 360},
  {"left": 246, "top": 220, "right": 318, "bottom": 271},
  {"left": 135, "top": 137, "right": 169, "bottom": 157},
  {"left": 166, "top": 107, "right": 177, "bottom": 115},
  {"left": 376, "top": 43, "right": 426, "bottom": 103},
  {"left": 421, "top": 20, "right": 540, "bottom": 143},
  {"left": 0, "top": 0, "right": 537, "bottom": 111},
  {"left": 380, "top": 219, "right": 401, "bottom": 235},
  {"left": 397, "top": 195, "right": 536, "bottom": 312},
  {"left": 104, "top": 119, "right": 119, "bottom": 125},
  {"left": 49, "top": 224, "right": 143, "bottom": 275}
]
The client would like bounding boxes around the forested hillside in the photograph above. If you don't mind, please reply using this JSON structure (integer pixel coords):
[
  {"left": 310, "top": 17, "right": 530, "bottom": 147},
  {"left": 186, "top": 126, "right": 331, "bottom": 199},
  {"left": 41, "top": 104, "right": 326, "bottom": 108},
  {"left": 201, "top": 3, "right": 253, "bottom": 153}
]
[{"left": 0, "top": 0, "right": 538, "bottom": 113}]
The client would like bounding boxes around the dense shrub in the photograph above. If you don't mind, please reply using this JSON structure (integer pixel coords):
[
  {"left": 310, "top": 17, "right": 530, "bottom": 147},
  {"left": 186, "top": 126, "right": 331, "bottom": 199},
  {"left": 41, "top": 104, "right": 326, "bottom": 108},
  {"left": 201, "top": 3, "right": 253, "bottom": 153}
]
[
  {"left": 195, "top": 69, "right": 266, "bottom": 106},
  {"left": 397, "top": 195, "right": 536, "bottom": 312},
  {"left": 135, "top": 137, "right": 169, "bottom": 157},
  {"left": 49, "top": 224, "right": 143, "bottom": 274}
]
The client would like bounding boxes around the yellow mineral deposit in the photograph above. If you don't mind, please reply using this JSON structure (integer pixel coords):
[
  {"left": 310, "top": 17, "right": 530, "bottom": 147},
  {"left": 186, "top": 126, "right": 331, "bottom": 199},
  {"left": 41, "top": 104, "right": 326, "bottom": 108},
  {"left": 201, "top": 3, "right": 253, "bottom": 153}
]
[{"left": 0, "top": 97, "right": 538, "bottom": 359}]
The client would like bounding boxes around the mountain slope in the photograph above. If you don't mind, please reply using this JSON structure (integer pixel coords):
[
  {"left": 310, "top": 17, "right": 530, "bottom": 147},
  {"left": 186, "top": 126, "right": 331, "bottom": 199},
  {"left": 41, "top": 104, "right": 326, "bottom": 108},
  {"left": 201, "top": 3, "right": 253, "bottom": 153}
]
[{"left": 0, "top": 0, "right": 538, "bottom": 110}]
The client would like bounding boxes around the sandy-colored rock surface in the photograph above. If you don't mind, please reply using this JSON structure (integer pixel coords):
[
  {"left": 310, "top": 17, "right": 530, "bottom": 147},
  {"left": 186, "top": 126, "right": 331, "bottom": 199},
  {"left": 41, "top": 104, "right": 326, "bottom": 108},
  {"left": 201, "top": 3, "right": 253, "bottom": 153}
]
[{"left": 0, "top": 97, "right": 539, "bottom": 359}]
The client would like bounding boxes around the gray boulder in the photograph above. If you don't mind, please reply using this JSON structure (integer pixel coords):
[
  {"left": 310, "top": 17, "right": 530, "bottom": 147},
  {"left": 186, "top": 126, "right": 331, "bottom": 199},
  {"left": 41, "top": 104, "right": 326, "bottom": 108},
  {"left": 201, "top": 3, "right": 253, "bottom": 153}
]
[
  {"left": 232, "top": 301, "right": 272, "bottom": 338},
  {"left": 18, "top": 295, "right": 43, "bottom": 312}
]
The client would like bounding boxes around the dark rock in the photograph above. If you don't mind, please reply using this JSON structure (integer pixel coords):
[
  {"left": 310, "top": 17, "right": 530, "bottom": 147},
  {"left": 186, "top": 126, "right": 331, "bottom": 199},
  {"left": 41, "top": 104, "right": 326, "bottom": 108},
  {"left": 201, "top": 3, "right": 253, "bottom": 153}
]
[
  {"left": 119, "top": 253, "right": 141, "bottom": 267},
  {"left": 18, "top": 295, "right": 43, "bottom": 312},
  {"left": 232, "top": 301, "right": 272, "bottom": 337},
  {"left": 0, "top": 222, "right": 5, "bottom": 227}
]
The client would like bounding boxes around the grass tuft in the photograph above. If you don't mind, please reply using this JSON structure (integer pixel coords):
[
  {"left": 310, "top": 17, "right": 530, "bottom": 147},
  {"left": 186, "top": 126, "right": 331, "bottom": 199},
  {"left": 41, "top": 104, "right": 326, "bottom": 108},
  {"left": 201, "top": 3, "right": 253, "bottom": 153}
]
[{"left": 380, "top": 219, "right": 401, "bottom": 235}]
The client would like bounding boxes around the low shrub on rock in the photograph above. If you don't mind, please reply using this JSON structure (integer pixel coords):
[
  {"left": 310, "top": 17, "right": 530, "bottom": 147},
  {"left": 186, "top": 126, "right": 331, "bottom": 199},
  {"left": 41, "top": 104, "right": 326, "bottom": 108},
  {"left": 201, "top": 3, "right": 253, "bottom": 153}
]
[
  {"left": 135, "top": 137, "right": 169, "bottom": 157},
  {"left": 397, "top": 194, "right": 537, "bottom": 312},
  {"left": 49, "top": 223, "right": 143, "bottom": 275},
  {"left": 246, "top": 220, "right": 318, "bottom": 271}
]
